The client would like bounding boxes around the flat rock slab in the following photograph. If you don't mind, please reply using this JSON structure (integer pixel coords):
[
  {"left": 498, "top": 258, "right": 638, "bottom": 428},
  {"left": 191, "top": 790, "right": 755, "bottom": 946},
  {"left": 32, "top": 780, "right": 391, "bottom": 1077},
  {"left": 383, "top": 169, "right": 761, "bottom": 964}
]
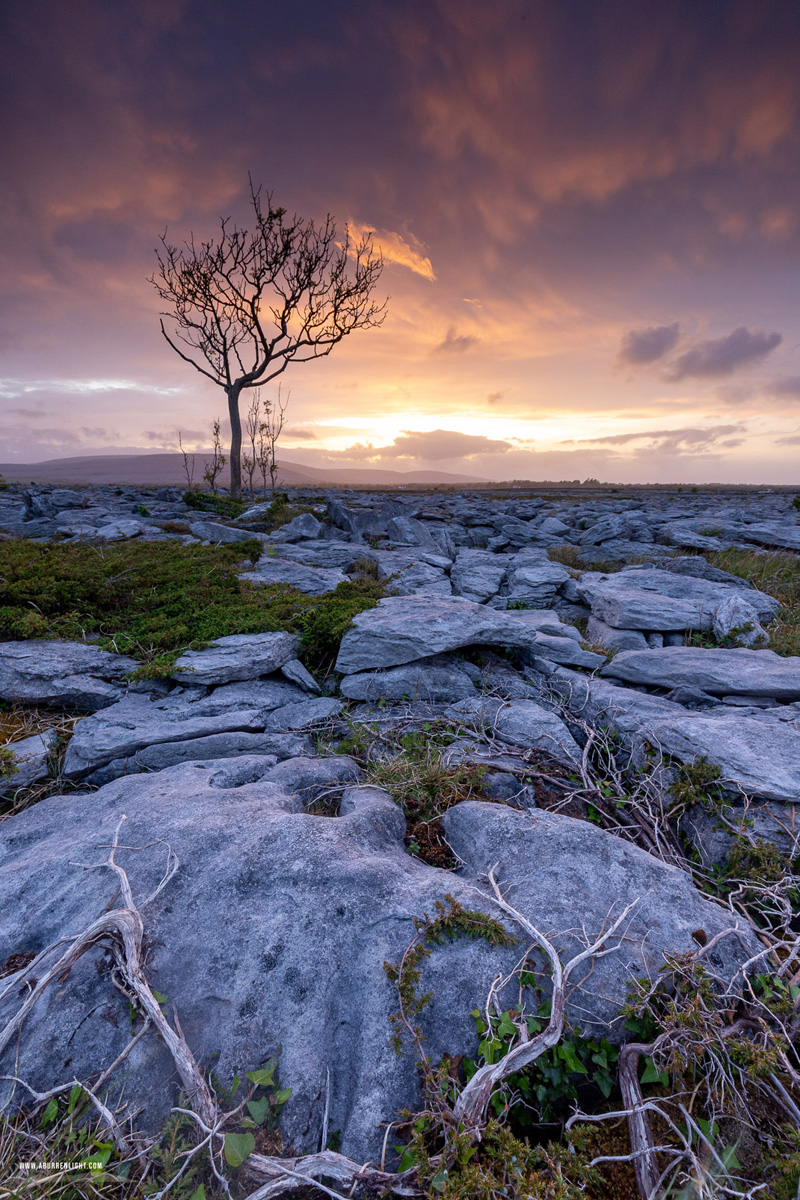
[
  {"left": 171, "top": 632, "right": 299, "bottom": 686},
  {"left": 335, "top": 596, "right": 547, "bottom": 674},
  {"left": 0, "top": 772, "right": 754, "bottom": 1162},
  {"left": 189, "top": 520, "right": 266, "bottom": 545},
  {"left": 578, "top": 567, "right": 779, "bottom": 631},
  {"left": 339, "top": 656, "right": 478, "bottom": 702},
  {"left": 241, "top": 559, "right": 349, "bottom": 594},
  {"left": 0, "top": 640, "right": 138, "bottom": 711},
  {"left": 265, "top": 696, "right": 343, "bottom": 730},
  {"left": 63, "top": 679, "right": 309, "bottom": 778},
  {"left": 557, "top": 672, "right": 800, "bottom": 803},
  {"left": 86, "top": 730, "right": 313, "bottom": 787},
  {"left": 647, "top": 707, "right": 800, "bottom": 804},
  {"left": 441, "top": 801, "right": 755, "bottom": 1029},
  {"left": 602, "top": 646, "right": 800, "bottom": 700}
]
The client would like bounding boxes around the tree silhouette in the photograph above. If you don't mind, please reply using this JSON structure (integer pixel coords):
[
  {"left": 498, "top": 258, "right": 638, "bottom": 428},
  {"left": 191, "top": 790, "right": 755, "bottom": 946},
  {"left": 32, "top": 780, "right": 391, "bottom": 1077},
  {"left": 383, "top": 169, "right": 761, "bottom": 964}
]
[{"left": 151, "top": 181, "right": 386, "bottom": 498}]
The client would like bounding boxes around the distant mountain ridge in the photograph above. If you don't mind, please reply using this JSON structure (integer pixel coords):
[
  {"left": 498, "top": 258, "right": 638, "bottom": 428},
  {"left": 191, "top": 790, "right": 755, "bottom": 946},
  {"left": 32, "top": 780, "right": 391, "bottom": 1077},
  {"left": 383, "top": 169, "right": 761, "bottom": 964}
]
[{"left": 0, "top": 452, "right": 487, "bottom": 487}]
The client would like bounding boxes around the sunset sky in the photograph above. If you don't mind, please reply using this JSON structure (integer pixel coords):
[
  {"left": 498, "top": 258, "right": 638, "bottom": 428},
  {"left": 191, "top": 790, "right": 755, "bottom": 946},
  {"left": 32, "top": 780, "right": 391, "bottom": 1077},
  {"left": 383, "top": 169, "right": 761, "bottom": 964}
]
[{"left": 3, "top": 0, "right": 800, "bottom": 483}]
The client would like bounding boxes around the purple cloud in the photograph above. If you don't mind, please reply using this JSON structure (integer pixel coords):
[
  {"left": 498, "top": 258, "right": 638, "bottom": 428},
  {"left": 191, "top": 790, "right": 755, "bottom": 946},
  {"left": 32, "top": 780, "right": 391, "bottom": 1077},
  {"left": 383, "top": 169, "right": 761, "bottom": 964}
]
[
  {"left": 667, "top": 327, "right": 782, "bottom": 380},
  {"left": 619, "top": 322, "right": 680, "bottom": 365}
]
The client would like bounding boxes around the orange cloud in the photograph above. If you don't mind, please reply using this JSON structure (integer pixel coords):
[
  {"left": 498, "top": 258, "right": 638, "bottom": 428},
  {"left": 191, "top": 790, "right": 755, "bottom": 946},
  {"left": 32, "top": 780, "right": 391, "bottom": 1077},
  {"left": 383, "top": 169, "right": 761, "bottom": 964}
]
[{"left": 348, "top": 222, "right": 436, "bottom": 281}]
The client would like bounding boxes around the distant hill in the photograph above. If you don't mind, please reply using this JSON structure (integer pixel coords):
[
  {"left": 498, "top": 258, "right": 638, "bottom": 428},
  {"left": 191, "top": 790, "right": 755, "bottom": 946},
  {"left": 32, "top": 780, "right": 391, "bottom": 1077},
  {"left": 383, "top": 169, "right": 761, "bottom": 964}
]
[{"left": 0, "top": 453, "right": 487, "bottom": 488}]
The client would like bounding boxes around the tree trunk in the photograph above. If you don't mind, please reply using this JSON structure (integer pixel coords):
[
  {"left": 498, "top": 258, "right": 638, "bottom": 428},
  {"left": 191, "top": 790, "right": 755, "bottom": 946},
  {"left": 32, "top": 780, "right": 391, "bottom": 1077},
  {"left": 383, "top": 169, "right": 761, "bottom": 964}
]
[{"left": 227, "top": 383, "right": 243, "bottom": 500}]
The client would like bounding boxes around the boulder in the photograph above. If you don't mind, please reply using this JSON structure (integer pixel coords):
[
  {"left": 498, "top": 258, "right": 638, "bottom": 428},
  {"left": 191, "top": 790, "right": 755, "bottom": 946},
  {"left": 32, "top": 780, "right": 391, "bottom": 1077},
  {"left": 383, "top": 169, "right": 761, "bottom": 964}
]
[
  {"left": 586, "top": 616, "right": 649, "bottom": 652},
  {"left": 602, "top": 646, "right": 800, "bottom": 700},
  {"left": 526, "top": 633, "right": 605, "bottom": 670},
  {"left": 712, "top": 594, "right": 769, "bottom": 648},
  {"left": 265, "top": 696, "right": 343, "bottom": 730},
  {"left": 0, "top": 641, "right": 138, "bottom": 711},
  {"left": 335, "top": 596, "right": 546, "bottom": 674},
  {"left": 280, "top": 658, "right": 322, "bottom": 693},
  {"left": 270, "top": 513, "right": 323, "bottom": 542},
  {"left": 384, "top": 560, "right": 452, "bottom": 597},
  {"left": 450, "top": 548, "right": 508, "bottom": 603},
  {"left": 0, "top": 770, "right": 754, "bottom": 1161},
  {"left": 171, "top": 632, "right": 299, "bottom": 686},
  {"left": 506, "top": 552, "right": 571, "bottom": 607}
]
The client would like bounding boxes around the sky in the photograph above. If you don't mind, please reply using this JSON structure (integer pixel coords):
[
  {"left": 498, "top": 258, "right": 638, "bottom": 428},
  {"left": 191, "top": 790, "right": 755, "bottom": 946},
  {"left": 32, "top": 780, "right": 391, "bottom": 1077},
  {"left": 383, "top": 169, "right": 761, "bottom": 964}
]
[{"left": 3, "top": 0, "right": 800, "bottom": 484}]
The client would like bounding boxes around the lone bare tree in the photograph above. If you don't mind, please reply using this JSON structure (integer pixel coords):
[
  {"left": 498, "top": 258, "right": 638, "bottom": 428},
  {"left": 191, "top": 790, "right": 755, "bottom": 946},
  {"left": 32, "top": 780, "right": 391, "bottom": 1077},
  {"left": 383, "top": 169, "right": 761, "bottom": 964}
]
[{"left": 150, "top": 181, "right": 386, "bottom": 499}]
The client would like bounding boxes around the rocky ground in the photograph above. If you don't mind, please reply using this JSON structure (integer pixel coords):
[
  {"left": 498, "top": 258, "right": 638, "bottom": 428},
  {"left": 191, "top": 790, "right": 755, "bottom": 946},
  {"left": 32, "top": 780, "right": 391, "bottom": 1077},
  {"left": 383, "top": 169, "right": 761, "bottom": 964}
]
[{"left": 1, "top": 480, "right": 799, "bottom": 1196}]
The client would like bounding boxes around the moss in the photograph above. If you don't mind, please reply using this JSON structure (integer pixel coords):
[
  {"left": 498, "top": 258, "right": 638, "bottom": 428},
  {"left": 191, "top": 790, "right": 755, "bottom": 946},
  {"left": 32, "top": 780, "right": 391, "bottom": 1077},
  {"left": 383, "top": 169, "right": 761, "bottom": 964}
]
[{"left": 0, "top": 537, "right": 384, "bottom": 678}]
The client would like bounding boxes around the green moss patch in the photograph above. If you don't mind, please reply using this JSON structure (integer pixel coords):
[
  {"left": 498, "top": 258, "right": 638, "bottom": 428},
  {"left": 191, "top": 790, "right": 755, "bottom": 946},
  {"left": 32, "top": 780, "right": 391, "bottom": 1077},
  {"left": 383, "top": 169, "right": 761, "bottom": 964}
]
[{"left": 0, "top": 538, "right": 384, "bottom": 677}]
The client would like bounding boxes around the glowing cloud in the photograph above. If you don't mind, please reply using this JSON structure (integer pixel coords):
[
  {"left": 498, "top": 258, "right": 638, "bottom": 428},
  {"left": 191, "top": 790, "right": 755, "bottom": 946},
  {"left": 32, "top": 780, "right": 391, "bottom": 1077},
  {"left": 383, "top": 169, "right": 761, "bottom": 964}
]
[{"left": 348, "top": 222, "right": 436, "bottom": 281}]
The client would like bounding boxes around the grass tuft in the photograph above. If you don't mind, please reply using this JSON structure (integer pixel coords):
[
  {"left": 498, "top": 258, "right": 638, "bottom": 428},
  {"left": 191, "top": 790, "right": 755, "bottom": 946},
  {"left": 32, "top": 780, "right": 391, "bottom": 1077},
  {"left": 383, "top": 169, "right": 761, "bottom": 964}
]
[{"left": 704, "top": 548, "right": 800, "bottom": 656}]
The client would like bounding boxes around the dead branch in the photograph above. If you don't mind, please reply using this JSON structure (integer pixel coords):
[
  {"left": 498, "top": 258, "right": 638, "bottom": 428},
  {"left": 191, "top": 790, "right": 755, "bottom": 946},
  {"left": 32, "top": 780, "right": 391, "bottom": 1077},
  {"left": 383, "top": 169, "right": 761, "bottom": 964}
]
[
  {"left": 0, "top": 816, "right": 217, "bottom": 1128},
  {"left": 452, "top": 865, "right": 639, "bottom": 1134}
]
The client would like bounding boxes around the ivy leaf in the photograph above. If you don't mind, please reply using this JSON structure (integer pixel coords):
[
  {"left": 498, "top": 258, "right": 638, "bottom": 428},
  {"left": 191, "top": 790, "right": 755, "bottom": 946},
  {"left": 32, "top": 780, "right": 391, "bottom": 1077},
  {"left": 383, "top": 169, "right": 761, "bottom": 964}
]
[
  {"left": 189, "top": 1186, "right": 206, "bottom": 1200},
  {"left": 247, "top": 1097, "right": 271, "bottom": 1125},
  {"left": 90, "top": 1143, "right": 113, "bottom": 1172},
  {"left": 640, "top": 1057, "right": 669, "bottom": 1087},
  {"left": 40, "top": 1097, "right": 58, "bottom": 1127},
  {"left": 397, "top": 1145, "right": 417, "bottom": 1172},
  {"left": 429, "top": 1169, "right": 448, "bottom": 1192},
  {"left": 271, "top": 1087, "right": 292, "bottom": 1109},
  {"left": 223, "top": 1131, "right": 255, "bottom": 1167},
  {"left": 558, "top": 1044, "right": 588, "bottom": 1075},
  {"left": 246, "top": 1067, "right": 275, "bottom": 1088}
]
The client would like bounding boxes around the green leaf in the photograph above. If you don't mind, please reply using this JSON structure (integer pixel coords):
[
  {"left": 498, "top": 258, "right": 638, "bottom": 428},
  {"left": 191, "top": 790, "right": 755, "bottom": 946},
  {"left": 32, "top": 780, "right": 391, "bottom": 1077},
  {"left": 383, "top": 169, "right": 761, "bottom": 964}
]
[
  {"left": 640, "top": 1056, "right": 669, "bottom": 1087},
  {"left": 272, "top": 1087, "right": 292, "bottom": 1108},
  {"left": 397, "top": 1145, "right": 418, "bottom": 1172},
  {"left": 497, "top": 1011, "right": 517, "bottom": 1039},
  {"left": 90, "top": 1144, "right": 113, "bottom": 1172},
  {"left": 230, "top": 1073, "right": 240, "bottom": 1097},
  {"left": 40, "top": 1097, "right": 58, "bottom": 1127},
  {"left": 68, "top": 1083, "right": 83, "bottom": 1114},
  {"left": 596, "top": 1073, "right": 613, "bottom": 1098},
  {"left": 247, "top": 1097, "right": 271, "bottom": 1125},
  {"left": 430, "top": 1169, "right": 448, "bottom": 1192},
  {"left": 189, "top": 1186, "right": 206, "bottom": 1200},
  {"left": 246, "top": 1067, "right": 275, "bottom": 1088},
  {"left": 721, "top": 1144, "right": 742, "bottom": 1172},
  {"left": 223, "top": 1131, "right": 255, "bottom": 1168},
  {"left": 241, "top": 1117, "right": 257, "bottom": 1128},
  {"left": 558, "top": 1043, "right": 588, "bottom": 1075},
  {"left": 152, "top": 989, "right": 168, "bottom": 1006}
]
